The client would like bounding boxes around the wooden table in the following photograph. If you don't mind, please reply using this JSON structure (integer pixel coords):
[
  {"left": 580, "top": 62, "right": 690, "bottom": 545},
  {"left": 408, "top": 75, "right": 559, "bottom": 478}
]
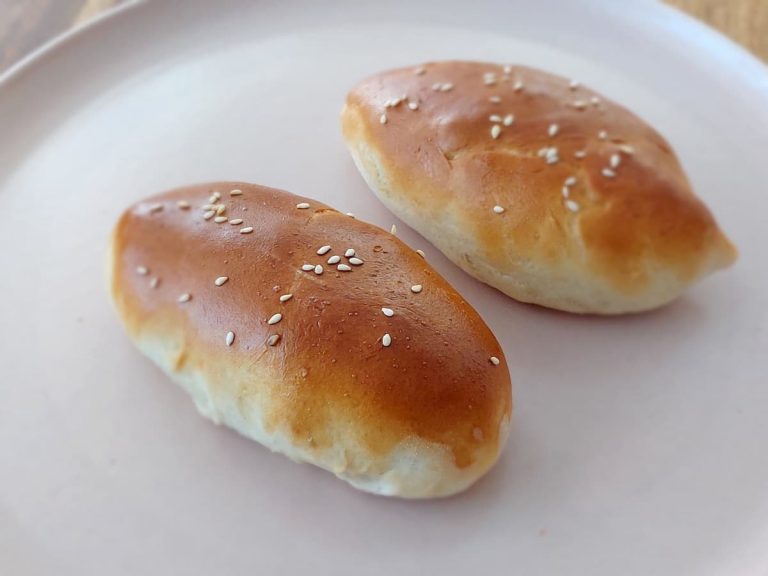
[{"left": 1, "top": 0, "right": 767, "bottom": 74}]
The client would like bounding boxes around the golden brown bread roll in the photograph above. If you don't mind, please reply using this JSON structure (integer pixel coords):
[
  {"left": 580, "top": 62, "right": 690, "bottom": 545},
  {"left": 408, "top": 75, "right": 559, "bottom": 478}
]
[
  {"left": 341, "top": 61, "right": 737, "bottom": 314},
  {"left": 109, "top": 182, "right": 511, "bottom": 498}
]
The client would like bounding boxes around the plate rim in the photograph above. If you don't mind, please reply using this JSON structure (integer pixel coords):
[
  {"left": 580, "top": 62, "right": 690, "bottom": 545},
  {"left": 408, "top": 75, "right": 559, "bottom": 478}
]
[
  {"left": 0, "top": 0, "right": 145, "bottom": 87},
  {"left": 2, "top": 0, "right": 768, "bottom": 94}
]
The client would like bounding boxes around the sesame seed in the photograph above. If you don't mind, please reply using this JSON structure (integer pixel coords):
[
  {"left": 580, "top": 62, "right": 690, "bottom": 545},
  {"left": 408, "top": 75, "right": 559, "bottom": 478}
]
[
  {"left": 489, "top": 95, "right": 502, "bottom": 104},
  {"left": 314, "top": 264, "right": 324, "bottom": 275},
  {"left": 610, "top": 153, "right": 622, "bottom": 168},
  {"left": 136, "top": 266, "right": 149, "bottom": 275},
  {"left": 571, "top": 100, "right": 588, "bottom": 109},
  {"left": 548, "top": 123, "right": 559, "bottom": 137},
  {"left": 503, "top": 114, "right": 515, "bottom": 126},
  {"left": 177, "top": 200, "right": 190, "bottom": 209},
  {"left": 240, "top": 227, "right": 254, "bottom": 234},
  {"left": 267, "top": 313, "right": 282, "bottom": 325},
  {"left": 149, "top": 203, "right": 163, "bottom": 213},
  {"left": 619, "top": 144, "right": 635, "bottom": 155},
  {"left": 337, "top": 264, "right": 352, "bottom": 272},
  {"left": 439, "top": 83, "right": 453, "bottom": 92},
  {"left": 380, "top": 113, "right": 388, "bottom": 124},
  {"left": 390, "top": 224, "right": 397, "bottom": 235},
  {"left": 225, "top": 331, "right": 235, "bottom": 346},
  {"left": 344, "top": 248, "right": 355, "bottom": 258},
  {"left": 432, "top": 82, "right": 441, "bottom": 91},
  {"left": 416, "top": 249, "right": 425, "bottom": 258},
  {"left": 490, "top": 356, "right": 500, "bottom": 365},
  {"left": 503, "top": 65, "right": 512, "bottom": 74},
  {"left": 349, "top": 257, "right": 364, "bottom": 266},
  {"left": 327, "top": 255, "right": 341, "bottom": 264},
  {"left": 382, "top": 333, "right": 392, "bottom": 347},
  {"left": 545, "top": 147, "right": 560, "bottom": 164},
  {"left": 301, "top": 264, "right": 314, "bottom": 271},
  {"left": 178, "top": 293, "right": 191, "bottom": 303},
  {"left": 602, "top": 168, "right": 616, "bottom": 178},
  {"left": 345, "top": 212, "right": 355, "bottom": 218},
  {"left": 564, "top": 176, "right": 577, "bottom": 187},
  {"left": 382, "top": 307, "right": 394, "bottom": 317},
  {"left": 408, "top": 101, "right": 419, "bottom": 110},
  {"left": 215, "top": 276, "right": 228, "bottom": 286},
  {"left": 202, "top": 204, "right": 217, "bottom": 211},
  {"left": 214, "top": 216, "right": 228, "bottom": 223},
  {"left": 203, "top": 210, "right": 215, "bottom": 220},
  {"left": 591, "top": 96, "right": 601, "bottom": 106},
  {"left": 267, "top": 334, "right": 281, "bottom": 346},
  {"left": 279, "top": 294, "right": 293, "bottom": 302},
  {"left": 598, "top": 130, "right": 608, "bottom": 140},
  {"left": 414, "top": 66, "right": 426, "bottom": 75},
  {"left": 565, "top": 199, "right": 580, "bottom": 212},
  {"left": 296, "top": 202, "right": 310, "bottom": 209},
  {"left": 230, "top": 189, "right": 243, "bottom": 196},
  {"left": 489, "top": 114, "right": 503, "bottom": 123},
  {"left": 229, "top": 218, "right": 244, "bottom": 225},
  {"left": 484, "top": 77, "right": 497, "bottom": 86},
  {"left": 513, "top": 80, "right": 524, "bottom": 91},
  {"left": 411, "top": 284, "right": 423, "bottom": 293},
  {"left": 491, "top": 124, "right": 502, "bottom": 139},
  {"left": 569, "top": 80, "right": 580, "bottom": 90},
  {"left": 575, "top": 150, "right": 588, "bottom": 159},
  {"left": 216, "top": 205, "right": 226, "bottom": 215},
  {"left": 149, "top": 277, "right": 160, "bottom": 289},
  {"left": 317, "top": 245, "right": 331, "bottom": 255},
  {"left": 562, "top": 186, "right": 570, "bottom": 198},
  {"left": 493, "top": 205, "right": 505, "bottom": 214}
]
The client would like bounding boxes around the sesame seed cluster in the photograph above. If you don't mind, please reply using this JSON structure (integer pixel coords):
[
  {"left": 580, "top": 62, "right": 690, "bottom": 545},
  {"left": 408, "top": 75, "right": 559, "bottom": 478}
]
[
  {"left": 134, "top": 187, "right": 503, "bottom": 367},
  {"left": 375, "top": 63, "right": 637, "bottom": 217}
]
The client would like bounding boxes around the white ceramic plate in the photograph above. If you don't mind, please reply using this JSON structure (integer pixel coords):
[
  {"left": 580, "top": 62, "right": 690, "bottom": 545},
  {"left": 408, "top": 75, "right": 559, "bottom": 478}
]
[{"left": 2, "top": 1, "right": 767, "bottom": 573}]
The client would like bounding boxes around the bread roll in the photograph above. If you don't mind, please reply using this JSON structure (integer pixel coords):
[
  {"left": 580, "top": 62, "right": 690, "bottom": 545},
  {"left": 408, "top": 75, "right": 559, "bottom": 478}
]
[
  {"left": 341, "top": 61, "right": 737, "bottom": 314},
  {"left": 109, "top": 182, "right": 511, "bottom": 498}
]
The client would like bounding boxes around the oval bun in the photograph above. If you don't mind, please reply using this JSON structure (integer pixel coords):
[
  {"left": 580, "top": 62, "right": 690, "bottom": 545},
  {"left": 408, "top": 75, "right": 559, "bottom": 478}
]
[
  {"left": 109, "top": 182, "right": 512, "bottom": 498},
  {"left": 341, "top": 61, "right": 737, "bottom": 314}
]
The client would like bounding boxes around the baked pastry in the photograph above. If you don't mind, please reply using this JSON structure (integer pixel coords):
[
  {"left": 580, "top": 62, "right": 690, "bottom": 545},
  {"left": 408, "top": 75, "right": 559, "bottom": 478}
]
[
  {"left": 109, "top": 182, "right": 511, "bottom": 498},
  {"left": 341, "top": 61, "right": 737, "bottom": 314}
]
